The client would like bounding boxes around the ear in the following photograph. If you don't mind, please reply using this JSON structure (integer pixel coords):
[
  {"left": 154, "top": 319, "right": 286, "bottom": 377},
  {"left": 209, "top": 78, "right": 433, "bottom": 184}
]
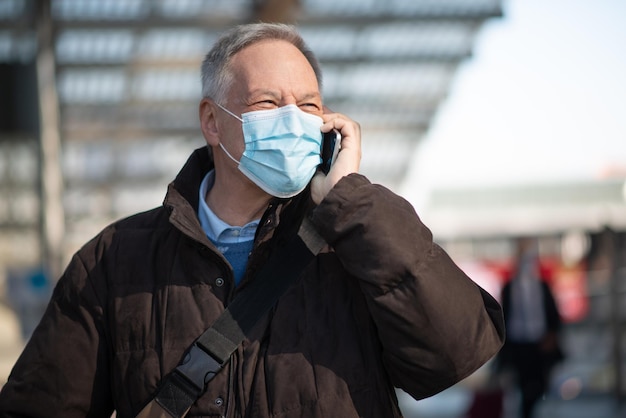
[{"left": 199, "top": 98, "right": 220, "bottom": 146}]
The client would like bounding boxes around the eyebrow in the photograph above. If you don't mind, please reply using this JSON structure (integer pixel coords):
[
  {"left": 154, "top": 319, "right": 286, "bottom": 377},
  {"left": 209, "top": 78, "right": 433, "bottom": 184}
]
[
  {"left": 246, "top": 89, "right": 321, "bottom": 102},
  {"left": 299, "top": 92, "right": 322, "bottom": 101},
  {"left": 247, "top": 89, "right": 280, "bottom": 99}
]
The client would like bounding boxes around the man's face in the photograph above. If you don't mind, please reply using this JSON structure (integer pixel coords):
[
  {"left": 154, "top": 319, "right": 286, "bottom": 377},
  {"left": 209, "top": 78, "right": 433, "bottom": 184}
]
[{"left": 217, "top": 39, "right": 323, "bottom": 159}]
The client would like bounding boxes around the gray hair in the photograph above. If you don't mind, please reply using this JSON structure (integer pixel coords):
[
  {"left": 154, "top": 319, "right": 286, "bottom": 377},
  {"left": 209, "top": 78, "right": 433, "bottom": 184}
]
[{"left": 201, "top": 23, "right": 322, "bottom": 102}]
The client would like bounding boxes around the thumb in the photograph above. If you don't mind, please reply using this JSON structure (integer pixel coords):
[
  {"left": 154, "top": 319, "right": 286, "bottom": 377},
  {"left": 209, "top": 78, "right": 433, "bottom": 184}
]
[{"left": 310, "top": 171, "right": 329, "bottom": 205}]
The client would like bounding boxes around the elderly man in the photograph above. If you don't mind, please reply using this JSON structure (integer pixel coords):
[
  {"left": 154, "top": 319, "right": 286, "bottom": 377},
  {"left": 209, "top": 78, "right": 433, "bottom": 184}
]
[{"left": 0, "top": 23, "right": 504, "bottom": 418}]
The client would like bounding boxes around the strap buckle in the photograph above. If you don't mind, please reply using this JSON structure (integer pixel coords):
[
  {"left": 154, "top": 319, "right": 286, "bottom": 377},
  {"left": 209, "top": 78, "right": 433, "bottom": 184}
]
[{"left": 174, "top": 344, "right": 222, "bottom": 394}]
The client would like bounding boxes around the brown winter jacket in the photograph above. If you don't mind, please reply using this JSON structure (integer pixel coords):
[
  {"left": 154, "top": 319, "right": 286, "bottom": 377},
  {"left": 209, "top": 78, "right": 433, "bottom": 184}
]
[{"left": 0, "top": 147, "right": 505, "bottom": 418}]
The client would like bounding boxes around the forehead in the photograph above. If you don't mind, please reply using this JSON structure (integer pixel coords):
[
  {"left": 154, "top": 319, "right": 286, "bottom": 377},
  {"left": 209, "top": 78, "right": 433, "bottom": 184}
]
[{"left": 227, "top": 39, "right": 319, "bottom": 98}]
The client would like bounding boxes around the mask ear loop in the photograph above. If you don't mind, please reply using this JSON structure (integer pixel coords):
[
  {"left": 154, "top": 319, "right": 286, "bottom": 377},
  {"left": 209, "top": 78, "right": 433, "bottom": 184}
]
[
  {"left": 216, "top": 103, "right": 243, "bottom": 122},
  {"left": 215, "top": 103, "right": 243, "bottom": 165},
  {"left": 219, "top": 142, "right": 240, "bottom": 165}
]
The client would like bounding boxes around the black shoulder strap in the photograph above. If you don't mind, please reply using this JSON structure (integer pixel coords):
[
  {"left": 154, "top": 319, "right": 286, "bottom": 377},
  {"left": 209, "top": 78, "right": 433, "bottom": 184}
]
[{"left": 136, "top": 217, "right": 326, "bottom": 418}]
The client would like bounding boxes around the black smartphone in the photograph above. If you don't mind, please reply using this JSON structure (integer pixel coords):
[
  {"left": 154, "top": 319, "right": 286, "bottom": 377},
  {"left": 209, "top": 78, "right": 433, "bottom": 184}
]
[{"left": 320, "top": 130, "right": 341, "bottom": 174}]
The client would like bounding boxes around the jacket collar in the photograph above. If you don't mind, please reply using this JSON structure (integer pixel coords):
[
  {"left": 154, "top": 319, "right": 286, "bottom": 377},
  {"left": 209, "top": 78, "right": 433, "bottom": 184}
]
[
  {"left": 163, "top": 147, "right": 214, "bottom": 244},
  {"left": 167, "top": 146, "right": 213, "bottom": 211}
]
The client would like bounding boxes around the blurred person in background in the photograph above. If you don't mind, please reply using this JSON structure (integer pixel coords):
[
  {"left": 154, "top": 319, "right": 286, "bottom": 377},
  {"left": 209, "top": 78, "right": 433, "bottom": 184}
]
[
  {"left": 0, "top": 23, "right": 504, "bottom": 418},
  {"left": 498, "top": 237, "right": 564, "bottom": 418}
]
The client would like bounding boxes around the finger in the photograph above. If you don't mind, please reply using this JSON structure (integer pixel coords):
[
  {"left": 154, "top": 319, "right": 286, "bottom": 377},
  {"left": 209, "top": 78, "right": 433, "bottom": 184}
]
[{"left": 321, "top": 114, "right": 358, "bottom": 135}]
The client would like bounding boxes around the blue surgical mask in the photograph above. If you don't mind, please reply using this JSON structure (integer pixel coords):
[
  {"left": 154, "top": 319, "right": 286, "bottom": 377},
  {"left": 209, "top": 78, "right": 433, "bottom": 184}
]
[{"left": 217, "top": 104, "right": 323, "bottom": 198}]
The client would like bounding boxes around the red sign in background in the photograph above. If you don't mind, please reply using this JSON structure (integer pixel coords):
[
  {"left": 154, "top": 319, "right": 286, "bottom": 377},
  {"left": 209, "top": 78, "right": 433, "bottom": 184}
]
[{"left": 459, "top": 257, "right": 588, "bottom": 323}]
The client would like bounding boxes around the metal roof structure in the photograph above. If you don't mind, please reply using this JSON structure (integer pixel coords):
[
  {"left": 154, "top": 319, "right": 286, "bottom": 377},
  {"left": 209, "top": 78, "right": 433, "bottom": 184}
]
[
  {"left": 0, "top": 0, "right": 502, "bottom": 274},
  {"left": 423, "top": 179, "right": 626, "bottom": 240}
]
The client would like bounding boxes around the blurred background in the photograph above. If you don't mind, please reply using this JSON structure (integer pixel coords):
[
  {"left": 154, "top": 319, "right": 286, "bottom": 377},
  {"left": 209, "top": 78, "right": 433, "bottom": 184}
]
[{"left": 0, "top": 0, "right": 625, "bottom": 417}]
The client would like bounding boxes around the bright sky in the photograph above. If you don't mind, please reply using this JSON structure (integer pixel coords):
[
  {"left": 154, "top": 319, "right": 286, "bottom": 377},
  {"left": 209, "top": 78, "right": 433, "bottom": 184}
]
[{"left": 402, "top": 0, "right": 626, "bottom": 208}]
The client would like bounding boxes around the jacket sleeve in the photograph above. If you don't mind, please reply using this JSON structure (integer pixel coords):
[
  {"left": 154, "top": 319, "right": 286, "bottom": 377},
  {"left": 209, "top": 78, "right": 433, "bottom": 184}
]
[
  {"left": 309, "top": 173, "right": 505, "bottom": 400},
  {"left": 0, "top": 237, "right": 114, "bottom": 417}
]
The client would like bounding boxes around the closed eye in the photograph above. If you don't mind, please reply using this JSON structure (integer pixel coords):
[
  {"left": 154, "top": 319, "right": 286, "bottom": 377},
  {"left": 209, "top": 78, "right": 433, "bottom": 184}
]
[
  {"left": 299, "top": 103, "right": 321, "bottom": 112},
  {"left": 254, "top": 100, "right": 279, "bottom": 109}
]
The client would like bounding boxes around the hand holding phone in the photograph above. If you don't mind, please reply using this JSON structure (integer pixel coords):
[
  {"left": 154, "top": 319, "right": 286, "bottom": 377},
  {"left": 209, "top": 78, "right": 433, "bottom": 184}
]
[{"left": 320, "top": 129, "right": 341, "bottom": 175}]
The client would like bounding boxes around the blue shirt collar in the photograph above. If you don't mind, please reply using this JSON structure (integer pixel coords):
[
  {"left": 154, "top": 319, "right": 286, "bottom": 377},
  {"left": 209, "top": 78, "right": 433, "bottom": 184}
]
[{"left": 198, "top": 170, "right": 260, "bottom": 243}]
